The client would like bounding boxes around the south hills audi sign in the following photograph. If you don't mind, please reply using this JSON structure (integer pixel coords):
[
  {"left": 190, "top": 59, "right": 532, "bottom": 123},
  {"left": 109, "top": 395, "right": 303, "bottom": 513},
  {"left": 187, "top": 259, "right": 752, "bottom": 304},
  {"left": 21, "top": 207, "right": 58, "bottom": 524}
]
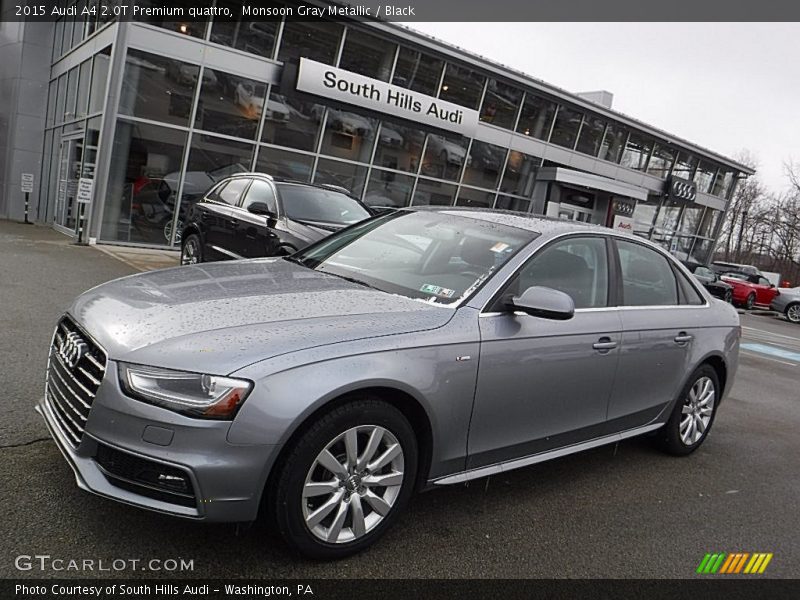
[
  {"left": 667, "top": 176, "right": 698, "bottom": 202},
  {"left": 296, "top": 58, "right": 479, "bottom": 137}
]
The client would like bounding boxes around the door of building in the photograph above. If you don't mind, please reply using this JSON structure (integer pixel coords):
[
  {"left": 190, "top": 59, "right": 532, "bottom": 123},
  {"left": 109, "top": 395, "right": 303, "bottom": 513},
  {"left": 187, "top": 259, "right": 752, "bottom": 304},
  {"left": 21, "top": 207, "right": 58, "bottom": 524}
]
[{"left": 53, "top": 135, "right": 84, "bottom": 233}]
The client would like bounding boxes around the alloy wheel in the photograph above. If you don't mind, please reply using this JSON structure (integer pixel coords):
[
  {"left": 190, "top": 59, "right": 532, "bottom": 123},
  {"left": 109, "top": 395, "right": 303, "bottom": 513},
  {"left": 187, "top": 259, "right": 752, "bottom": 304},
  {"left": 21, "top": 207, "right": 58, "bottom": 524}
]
[
  {"left": 724, "top": 290, "right": 733, "bottom": 304},
  {"left": 679, "top": 376, "right": 715, "bottom": 446},
  {"left": 181, "top": 239, "right": 199, "bottom": 265},
  {"left": 302, "top": 425, "right": 404, "bottom": 544},
  {"left": 787, "top": 304, "right": 800, "bottom": 323}
]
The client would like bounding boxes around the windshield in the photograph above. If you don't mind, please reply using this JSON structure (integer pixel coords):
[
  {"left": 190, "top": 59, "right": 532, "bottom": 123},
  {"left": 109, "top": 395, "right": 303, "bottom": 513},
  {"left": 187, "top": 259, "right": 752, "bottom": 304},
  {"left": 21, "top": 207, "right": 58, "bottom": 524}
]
[
  {"left": 277, "top": 184, "right": 371, "bottom": 225},
  {"left": 291, "top": 210, "right": 537, "bottom": 305}
]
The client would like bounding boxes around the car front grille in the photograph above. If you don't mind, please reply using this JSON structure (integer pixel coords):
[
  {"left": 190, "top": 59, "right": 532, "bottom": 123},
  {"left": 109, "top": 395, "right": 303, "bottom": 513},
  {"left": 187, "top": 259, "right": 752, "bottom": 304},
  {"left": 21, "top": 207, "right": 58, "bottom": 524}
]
[
  {"left": 94, "top": 444, "right": 197, "bottom": 508},
  {"left": 45, "top": 316, "right": 107, "bottom": 446}
]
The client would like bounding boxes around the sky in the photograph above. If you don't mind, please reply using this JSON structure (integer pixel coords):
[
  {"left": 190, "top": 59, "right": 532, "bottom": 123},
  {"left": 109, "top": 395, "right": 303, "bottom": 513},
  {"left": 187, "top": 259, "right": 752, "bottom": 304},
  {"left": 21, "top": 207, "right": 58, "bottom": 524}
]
[{"left": 408, "top": 22, "right": 800, "bottom": 194}]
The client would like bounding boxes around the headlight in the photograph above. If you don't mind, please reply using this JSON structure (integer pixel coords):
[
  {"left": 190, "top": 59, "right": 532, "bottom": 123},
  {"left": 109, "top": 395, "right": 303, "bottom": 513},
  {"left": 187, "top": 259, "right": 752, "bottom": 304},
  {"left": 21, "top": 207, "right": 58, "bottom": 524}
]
[{"left": 119, "top": 363, "right": 252, "bottom": 420}]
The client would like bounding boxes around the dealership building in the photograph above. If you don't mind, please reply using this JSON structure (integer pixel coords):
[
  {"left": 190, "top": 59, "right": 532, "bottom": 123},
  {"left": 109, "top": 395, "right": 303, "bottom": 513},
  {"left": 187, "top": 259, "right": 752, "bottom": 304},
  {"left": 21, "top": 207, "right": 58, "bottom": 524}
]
[{"left": 1, "top": 2, "right": 754, "bottom": 261}]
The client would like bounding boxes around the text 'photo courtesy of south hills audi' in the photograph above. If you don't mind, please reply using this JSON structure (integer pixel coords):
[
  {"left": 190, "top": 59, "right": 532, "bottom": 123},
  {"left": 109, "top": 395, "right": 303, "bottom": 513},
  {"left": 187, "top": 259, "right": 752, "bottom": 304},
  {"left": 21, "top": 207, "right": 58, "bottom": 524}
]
[{"left": 38, "top": 209, "right": 740, "bottom": 559}]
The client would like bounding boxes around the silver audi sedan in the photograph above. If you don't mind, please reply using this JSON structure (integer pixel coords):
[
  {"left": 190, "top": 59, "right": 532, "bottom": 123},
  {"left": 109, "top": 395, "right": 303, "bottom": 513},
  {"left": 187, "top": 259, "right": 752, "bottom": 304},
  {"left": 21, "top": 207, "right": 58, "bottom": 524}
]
[{"left": 38, "top": 208, "right": 740, "bottom": 558}]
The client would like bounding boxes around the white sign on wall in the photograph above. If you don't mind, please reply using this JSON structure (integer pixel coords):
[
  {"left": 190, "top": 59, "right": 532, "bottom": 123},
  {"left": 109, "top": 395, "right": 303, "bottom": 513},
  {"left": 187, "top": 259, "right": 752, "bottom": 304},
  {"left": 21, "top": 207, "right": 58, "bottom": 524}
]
[
  {"left": 296, "top": 58, "right": 480, "bottom": 137},
  {"left": 21, "top": 173, "right": 34, "bottom": 193},
  {"left": 76, "top": 178, "right": 94, "bottom": 204},
  {"left": 613, "top": 215, "right": 634, "bottom": 232}
]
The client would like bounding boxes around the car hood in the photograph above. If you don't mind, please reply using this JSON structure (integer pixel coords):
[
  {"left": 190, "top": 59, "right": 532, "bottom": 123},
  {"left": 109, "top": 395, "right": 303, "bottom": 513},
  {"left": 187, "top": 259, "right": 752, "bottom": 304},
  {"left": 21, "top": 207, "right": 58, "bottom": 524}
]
[{"left": 68, "top": 259, "right": 454, "bottom": 375}]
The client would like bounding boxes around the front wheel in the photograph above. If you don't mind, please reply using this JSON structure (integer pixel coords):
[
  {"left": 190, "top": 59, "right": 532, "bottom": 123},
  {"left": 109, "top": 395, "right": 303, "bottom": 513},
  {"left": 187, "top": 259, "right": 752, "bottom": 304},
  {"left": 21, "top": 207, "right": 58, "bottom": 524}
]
[
  {"left": 181, "top": 234, "right": 203, "bottom": 265},
  {"left": 786, "top": 303, "right": 800, "bottom": 324},
  {"left": 744, "top": 293, "right": 756, "bottom": 310},
  {"left": 271, "top": 398, "right": 418, "bottom": 559},
  {"left": 723, "top": 289, "right": 733, "bottom": 304},
  {"left": 656, "top": 365, "right": 720, "bottom": 456}
]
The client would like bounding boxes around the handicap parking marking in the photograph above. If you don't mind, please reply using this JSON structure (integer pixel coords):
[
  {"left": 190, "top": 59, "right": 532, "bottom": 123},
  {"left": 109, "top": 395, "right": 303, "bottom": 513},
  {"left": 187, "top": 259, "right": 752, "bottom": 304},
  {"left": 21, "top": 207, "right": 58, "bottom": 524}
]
[{"left": 740, "top": 342, "right": 800, "bottom": 365}]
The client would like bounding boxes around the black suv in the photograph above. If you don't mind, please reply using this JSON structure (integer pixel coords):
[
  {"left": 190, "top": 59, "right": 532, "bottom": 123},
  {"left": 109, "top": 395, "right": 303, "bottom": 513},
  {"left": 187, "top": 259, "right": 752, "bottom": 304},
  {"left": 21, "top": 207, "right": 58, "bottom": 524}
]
[{"left": 180, "top": 173, "right": 373, "bottom": 264}]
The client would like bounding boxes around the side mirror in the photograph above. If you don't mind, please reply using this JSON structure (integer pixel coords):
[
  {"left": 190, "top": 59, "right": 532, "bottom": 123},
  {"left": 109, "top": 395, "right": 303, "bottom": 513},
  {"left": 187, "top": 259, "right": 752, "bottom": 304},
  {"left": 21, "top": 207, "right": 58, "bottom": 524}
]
[
  {"left": 505, "top": 286, "right": 575, "bottom": 320},
  {"left": 248, "top": 202, "right": 275, "bottom": 217}
]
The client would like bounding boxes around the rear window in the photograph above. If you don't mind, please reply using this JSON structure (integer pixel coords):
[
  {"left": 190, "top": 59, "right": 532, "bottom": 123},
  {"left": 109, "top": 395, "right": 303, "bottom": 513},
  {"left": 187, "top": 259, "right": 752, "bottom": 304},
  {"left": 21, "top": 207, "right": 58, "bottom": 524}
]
[{"left": 277, "top": 184, "right": 371, "bottom": 225}]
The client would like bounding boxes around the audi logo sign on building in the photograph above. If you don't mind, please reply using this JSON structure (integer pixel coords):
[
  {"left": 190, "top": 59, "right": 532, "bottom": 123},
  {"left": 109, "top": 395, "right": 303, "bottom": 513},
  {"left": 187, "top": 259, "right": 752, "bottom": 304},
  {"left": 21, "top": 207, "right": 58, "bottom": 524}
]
[{"left": 668, "top": 177, "right": 697, "bottom": 202}]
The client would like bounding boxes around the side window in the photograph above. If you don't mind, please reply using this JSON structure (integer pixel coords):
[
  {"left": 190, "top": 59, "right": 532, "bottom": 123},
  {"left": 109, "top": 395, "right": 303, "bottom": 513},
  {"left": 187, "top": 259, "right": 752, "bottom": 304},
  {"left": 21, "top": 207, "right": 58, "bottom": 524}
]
[
  {"left": 617, "top": 240, "right": 678, "bottom": 306},
  {"left": 204, "top": 181, "right": 227, "bottom": 202},
  {"left": 758, "top": 277, "right": 771, "bottom": 287},
  {"left": 217, "top": 178, "right": 250, "bottom": 205},
  {"left": 506, "top": 237, "right": 609, "bottom": 309},
  {"left": 676, "top": 268, "right": 705, "bottom": 305},
  {"left": 241, "top": 179, "right": 277, "bottom": 214}
]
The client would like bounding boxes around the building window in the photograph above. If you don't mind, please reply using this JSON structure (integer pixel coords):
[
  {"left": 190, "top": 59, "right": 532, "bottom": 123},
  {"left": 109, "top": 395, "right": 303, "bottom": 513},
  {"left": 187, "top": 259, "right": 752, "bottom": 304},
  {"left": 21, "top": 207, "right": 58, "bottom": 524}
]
[
  {"left": 76, "top": 60, "right": 91, "bottom": 120},
  {"left": 575, "top": 114, "right": 607, "bottom": 157},
  {"left": 463, "top": 141, "right": 506, "bottom": 189},
  {"left": 654, "top": 199, "right": 683, "bottom": 235},
  {"left": 549, "top": 106, "right": 583, "bottom": 149},
  {"left": 711, "top": 168, "right": 734, "bottom": 198},
  {"left": 678, "top": 205, "right": 704, "bottom": 236},
  {"left": 210, "top": 2, "right": 277, "bottom": 58},
  {"left": 118, "top": 50, "right": 199, "bottom": 128},
  {"left": 621, "top": 133, "right": 653, "bottom": 171},
  {"left": 456, "top": 187, "right": 495, "bottom": 208},
  {"left": 65, "top": 68, "right": 78, "bottom": 122},
  {"left": 102, "top": 120, "right": 188, "bottom": 245},
  {"left": 338, "top": 28, "right": 396, "bottom": 82},
  {"left": 694, "top": 161, "right": 717, "bottom": 194},
  {"left": 261, "top": 92, "right": 323, "bottom": 152},
  {"left": 631, "top": 195, "right": 660, "bottom": 237},
  {"left": 516, "top": 93, "right": 557, "bottom": 140},
  {"left": 46, "top": 80, "right": 56, "bottom": 128},
  {"left": 319, "top": 108, "right": 377, "bottom": 164},
  {"left": 364, "top": 169, "right": 415, "bottom": 208},
  {"left": 496, "top": 194, "right": 531, "bottom": 213},
  {"left": 278, "top": 22, "right": 343, "bottom": 65},
  {"left": 89, "top": 48, "right": 110, "bottom": 115},
  {"left": 412, "top": 178, "right": 456, "bottom": 206},
  {"left": 313, "top": 158, "right": 369, "bottom": 198},
  {"left": 647, "top": 143, "right": 675, "bottom": 179},
  {"left": 372, "top": 120, "right": 425, "bottom": 174},
  {"left": 421, "top": 134, "right": 468, "bottom": 181},
  {"left": 195, "top": 69, "right": 266, "bottom": 141},
  {"left": 671, "top": 152, "right": 698, "bottom": 181},
  {"left": 599, "top": 123, "right": 627, "bottom": 164},
  {"left": 697, "top": 208, "right": 721, "bottom": 238},
  {"left": 439, "top": 63, "right": 486, "bottom": 110},
  {"left": 256, "top": 147, "right": 314, "bottom": 182},
  {"left": 392, "top": 47, "right": 443, "bottom": 96},
  {"left": 480, "top": 79, "right": 523, "bottom": 130},
  {"left": 500, "top": 151, "right": 539, "bottom": 198}
]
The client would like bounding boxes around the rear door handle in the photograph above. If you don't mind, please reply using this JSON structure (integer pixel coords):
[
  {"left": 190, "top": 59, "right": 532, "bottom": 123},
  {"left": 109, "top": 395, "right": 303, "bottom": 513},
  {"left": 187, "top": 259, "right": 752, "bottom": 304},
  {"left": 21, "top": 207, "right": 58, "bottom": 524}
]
[
  {"left": 593, "top": 337, "right": 618, "bottom": 352},
  {"left": 674, "top": 332, "right": 693, "bottom": 344}
]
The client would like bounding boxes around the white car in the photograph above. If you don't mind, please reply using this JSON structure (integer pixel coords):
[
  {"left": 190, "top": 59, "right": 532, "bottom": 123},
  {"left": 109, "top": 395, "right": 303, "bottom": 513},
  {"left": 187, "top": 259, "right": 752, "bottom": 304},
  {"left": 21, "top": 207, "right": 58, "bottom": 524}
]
[{"left": 426, "top": 135, "right": 468, "bottom": 165}]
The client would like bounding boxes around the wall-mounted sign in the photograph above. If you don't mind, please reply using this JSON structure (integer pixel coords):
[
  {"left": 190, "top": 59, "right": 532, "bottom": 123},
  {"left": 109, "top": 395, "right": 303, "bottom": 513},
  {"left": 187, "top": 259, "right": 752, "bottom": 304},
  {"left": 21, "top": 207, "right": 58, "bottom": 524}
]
[
  {"left": 296, "top": 58, "right": 479, "bottom": 137},
  {"left": 611, "top": 197, "right": 635, "bottom": 217},
  {"left": 76, "top": 178, "right": 94, "bottom": 204},
  {"left": 667, "top": 176, "right": 697, "bottom": 202},
  {"left": 613, "top": 215, "right": 634, "bottom": 232}
]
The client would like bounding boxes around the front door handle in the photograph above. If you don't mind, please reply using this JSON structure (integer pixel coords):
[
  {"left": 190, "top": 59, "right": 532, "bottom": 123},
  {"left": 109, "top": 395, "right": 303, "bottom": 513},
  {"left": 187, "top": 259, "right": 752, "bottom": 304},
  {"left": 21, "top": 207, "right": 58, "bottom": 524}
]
[
  {"left": 674, "top": 332, "right": 694, "bottom": 344},
  {"left": 593, "top": 337, "right": 618, "bottom": 352}
]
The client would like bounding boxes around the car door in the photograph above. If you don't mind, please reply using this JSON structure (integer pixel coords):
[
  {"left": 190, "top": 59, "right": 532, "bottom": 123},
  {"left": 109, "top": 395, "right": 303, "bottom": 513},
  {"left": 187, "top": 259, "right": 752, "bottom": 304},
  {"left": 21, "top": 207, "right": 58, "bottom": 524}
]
[
  {"left": 755, "top": 276, "right": 776, "bottom": 306},
  {"left": 468, "top": 235, "right": 623, "bottom": 470},
  {"left": 608, "top": 238, "right": 706, "bottom": 426},
  {"left": 234, "top": 178, "right": 283, "bottom": 258},
  {"left": 203, "top": 177, "right": 251, "bottom": 260}
]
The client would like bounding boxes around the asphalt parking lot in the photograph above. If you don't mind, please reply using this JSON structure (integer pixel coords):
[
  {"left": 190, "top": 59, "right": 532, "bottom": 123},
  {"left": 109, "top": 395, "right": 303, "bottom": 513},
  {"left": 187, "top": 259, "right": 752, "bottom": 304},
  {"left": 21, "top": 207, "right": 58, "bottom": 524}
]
[{"left": 1, "top": 220, "right": 798, "bottom": 579}]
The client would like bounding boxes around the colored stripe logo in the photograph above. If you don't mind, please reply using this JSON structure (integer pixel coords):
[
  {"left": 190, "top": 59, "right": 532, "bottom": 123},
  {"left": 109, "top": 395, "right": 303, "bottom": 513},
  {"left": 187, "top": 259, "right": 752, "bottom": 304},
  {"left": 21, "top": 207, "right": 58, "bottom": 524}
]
[{"left": 697, "top": 552, "right": 773, "bottom": 574}]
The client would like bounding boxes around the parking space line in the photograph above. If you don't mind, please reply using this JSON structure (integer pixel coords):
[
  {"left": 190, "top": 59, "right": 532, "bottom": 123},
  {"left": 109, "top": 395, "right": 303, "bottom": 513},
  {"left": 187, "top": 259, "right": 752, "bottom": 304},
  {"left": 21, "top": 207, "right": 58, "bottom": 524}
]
[
  {"left": 740, "top": 343, "right": 800, "bottom": 366},
  {"left": 741, "top": 325, "right": 800, "bottom": 342}
]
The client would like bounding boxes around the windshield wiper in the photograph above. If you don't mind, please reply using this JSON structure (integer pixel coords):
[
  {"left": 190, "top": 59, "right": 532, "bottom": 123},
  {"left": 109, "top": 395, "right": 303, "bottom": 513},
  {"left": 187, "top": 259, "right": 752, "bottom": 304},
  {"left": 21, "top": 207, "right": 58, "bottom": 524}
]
[{"left": 322, "top": 271, "right": 379, "bottom": 290}]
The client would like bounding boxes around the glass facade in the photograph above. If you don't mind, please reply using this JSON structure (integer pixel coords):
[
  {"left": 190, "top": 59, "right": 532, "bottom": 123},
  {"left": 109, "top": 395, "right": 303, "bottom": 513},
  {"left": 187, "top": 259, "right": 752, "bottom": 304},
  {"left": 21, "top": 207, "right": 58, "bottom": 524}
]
[{"left": 36, "top": 8, "right": 745, "bottom": 264}]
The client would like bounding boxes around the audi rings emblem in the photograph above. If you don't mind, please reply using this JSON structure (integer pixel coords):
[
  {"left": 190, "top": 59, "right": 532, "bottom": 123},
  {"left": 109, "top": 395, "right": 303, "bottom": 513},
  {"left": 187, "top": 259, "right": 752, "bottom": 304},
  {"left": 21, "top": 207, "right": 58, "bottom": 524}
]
[
  {"left": 59, "top": 331, "right": 88, "bottom": 369},
  {"left": 671, "top": 179, "right": 697, "bottom": 202}
]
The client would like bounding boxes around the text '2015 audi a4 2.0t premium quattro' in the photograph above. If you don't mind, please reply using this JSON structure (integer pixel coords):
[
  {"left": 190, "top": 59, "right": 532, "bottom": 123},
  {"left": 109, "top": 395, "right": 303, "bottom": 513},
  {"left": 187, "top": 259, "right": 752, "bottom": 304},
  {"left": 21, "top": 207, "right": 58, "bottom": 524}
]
[{"left": 38, "top": 208, "right": 740, "bottom": 559}]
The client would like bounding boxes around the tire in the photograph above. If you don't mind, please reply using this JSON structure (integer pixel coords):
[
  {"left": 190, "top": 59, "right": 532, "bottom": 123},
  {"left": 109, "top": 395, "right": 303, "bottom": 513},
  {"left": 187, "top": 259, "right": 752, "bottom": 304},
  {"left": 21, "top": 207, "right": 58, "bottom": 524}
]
[
  {"left": 181, "top": 233, "right": 203, "bottom": 265},
  {"left": 786, "top": 303, "right": 800, "bottom": 324},
  {"left": 744, "top": 293, "right": 756, "bottom": 310},
  {"left": 724, "top": 289, "right": 733, "bottom": 304},
  {"left": 271, "top": 398, "right": 418, "bottom": 559},
  {"left": 656, "top": 365, "right": 720, "bottom": 456}
]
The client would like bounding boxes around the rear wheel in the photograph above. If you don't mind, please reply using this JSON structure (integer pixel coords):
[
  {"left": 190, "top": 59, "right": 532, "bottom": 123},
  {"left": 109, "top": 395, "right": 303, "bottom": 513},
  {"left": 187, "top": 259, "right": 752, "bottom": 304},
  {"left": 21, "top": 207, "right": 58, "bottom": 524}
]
[
  {"left": 656, "top": 365, "right": 719, "bottom": 456},
  {"left": 744, "top": 293, "right": 756, "bottom": 310},
  {"left": 271, "top": 398, "right": 418, "bottom": 559},
  {"left": 181, "top": 234, "right": 203, "bottom": 265},
  {"left": 723, "top": 289, "right": 733, "bottom": 304},
  {"left": 786, "top": 303, "right": 800, "bottom": 324}
]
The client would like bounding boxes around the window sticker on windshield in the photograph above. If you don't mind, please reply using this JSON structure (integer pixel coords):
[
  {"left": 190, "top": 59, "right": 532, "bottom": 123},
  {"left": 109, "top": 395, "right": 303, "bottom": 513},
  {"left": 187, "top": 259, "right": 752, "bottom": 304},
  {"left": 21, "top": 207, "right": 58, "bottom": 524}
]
[
  {"left": 490, "top": 242, "right": 510, "bottom": 253},
  {"left": 420, "top": 284, "right": 455, "bottom": 298}
]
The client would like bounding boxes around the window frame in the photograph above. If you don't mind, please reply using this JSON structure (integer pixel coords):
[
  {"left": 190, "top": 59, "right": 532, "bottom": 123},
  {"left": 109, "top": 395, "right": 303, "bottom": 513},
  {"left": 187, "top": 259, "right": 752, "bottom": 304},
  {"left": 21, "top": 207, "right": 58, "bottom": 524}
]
[{"left": 238, "top": 176, "right": 278, "bottom": 215}]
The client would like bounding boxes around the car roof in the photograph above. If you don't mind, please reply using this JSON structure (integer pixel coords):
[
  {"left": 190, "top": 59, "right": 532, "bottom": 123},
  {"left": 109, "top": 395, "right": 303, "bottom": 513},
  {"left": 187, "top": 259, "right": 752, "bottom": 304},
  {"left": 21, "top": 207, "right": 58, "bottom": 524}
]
[{"left": 398, "top": 206, "right": 618, "bottom": 238}]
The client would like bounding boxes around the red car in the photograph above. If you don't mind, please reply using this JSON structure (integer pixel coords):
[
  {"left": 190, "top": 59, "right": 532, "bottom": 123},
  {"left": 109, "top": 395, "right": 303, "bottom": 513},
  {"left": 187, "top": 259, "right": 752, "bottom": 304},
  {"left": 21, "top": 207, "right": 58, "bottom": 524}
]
[{"left": 720, "top": 272, "right": 779, "bottom": 309}]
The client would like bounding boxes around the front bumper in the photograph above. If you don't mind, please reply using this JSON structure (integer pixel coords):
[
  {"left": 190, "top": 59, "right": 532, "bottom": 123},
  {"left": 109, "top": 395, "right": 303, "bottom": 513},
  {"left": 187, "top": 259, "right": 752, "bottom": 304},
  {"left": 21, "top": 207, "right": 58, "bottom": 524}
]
[{"left": 37, "top": 362, "right": 277, "bottom": 522}]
